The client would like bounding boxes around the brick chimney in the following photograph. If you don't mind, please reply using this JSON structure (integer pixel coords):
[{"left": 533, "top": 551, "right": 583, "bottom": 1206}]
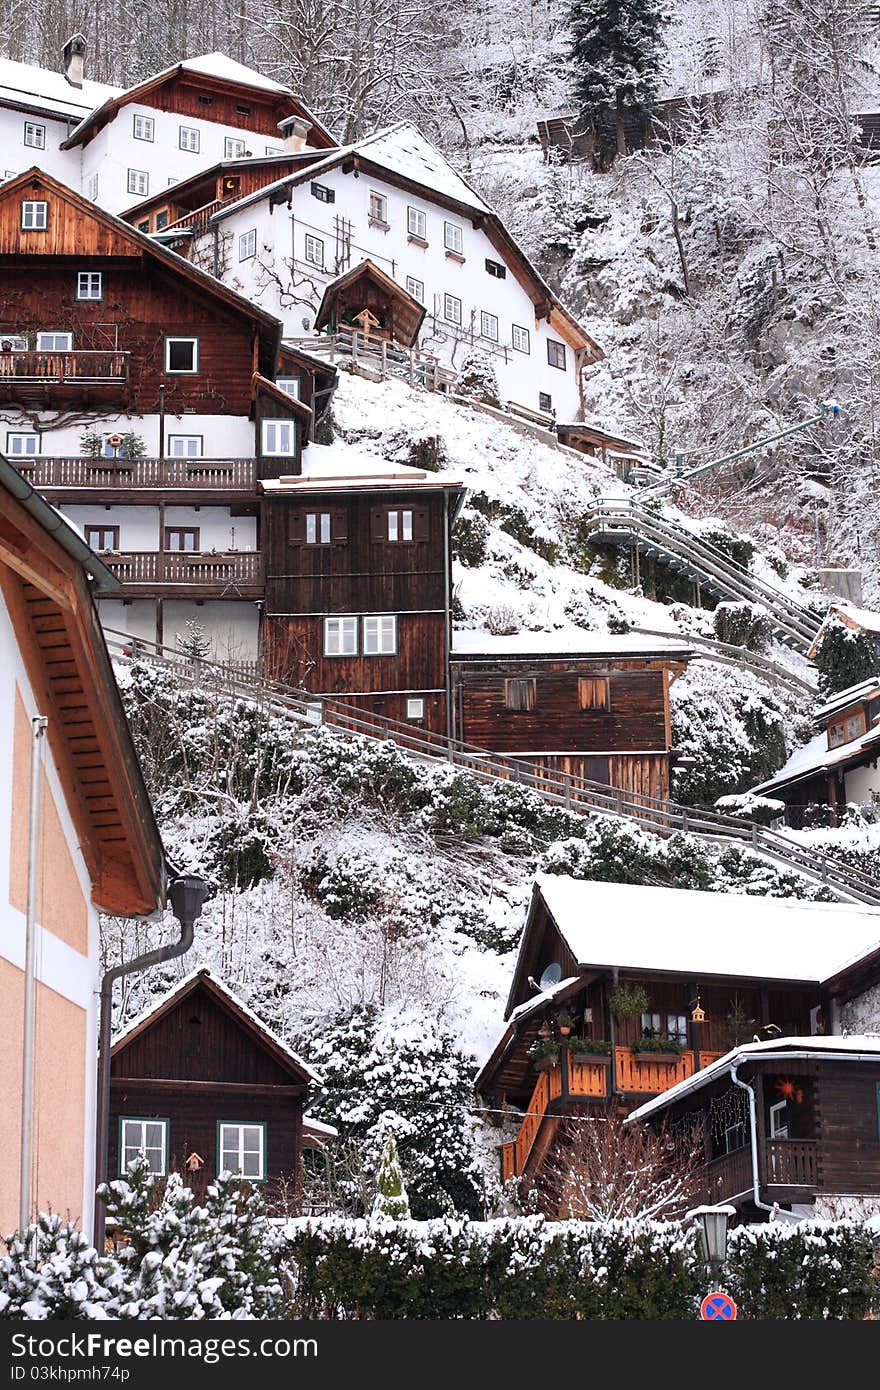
[
  {"left": 62, "top": 33, "right": 86, "bottom": 88},
  {"left": 277, "top": 115, "right": 312, "bottom": 153}
]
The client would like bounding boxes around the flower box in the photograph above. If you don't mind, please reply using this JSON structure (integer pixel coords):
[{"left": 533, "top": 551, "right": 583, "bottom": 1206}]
[
  {"left": 633, "top": 1051, "right": 681, "bottom": 1065},
  {"left": 532, "top": 1054, "right": 558, "bottom": 1072}
]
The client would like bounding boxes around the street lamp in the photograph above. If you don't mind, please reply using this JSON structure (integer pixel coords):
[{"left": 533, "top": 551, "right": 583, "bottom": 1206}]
[{"left": 687, "top": 1204, "right": 735, "bottom": 1275}]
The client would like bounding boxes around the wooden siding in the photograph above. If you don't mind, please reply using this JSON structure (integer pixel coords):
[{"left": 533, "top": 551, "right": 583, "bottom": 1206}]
[
  {"left": 264, "top": 612, "right": 447, "bottom": 702},
  {"left": 111, "top": 990, "right": 297, "bottom": 1085},
  {"left": 815, "top": 1062, "right": 880, "bottom": 1194},
  {"left": 452, "top": 661, "right": 670, "bottom": 755}
]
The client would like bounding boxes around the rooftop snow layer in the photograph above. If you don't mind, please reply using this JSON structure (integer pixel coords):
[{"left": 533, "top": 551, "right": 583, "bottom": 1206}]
[
  {"left": 451, "top": 629, "right": 693, "bottom": 657},
  {"left": 627, "top": 1034, "right": 880, "bottom": 1121},
  {"left": 0, "top": 55, "right": 119, "bottom": 119},
  {"left": 535, "top": 873, "right": 880, "bottom": 984},
  {"left": 752, "top": 721, "right": 880, "bottom": 792}
]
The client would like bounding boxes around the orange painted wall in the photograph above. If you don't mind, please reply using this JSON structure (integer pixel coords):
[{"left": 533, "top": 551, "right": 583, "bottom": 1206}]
[
  {"left": 0, "top": 958, "right": 88, "bottom": 1232},
  {"left": 9, "top": 689, "right": 88, "bottom": 954}
]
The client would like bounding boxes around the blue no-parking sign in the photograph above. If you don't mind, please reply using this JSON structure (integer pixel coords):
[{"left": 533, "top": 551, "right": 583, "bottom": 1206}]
[{"left": 700, "top": 1291, "right": 738, "bottom": 1320}]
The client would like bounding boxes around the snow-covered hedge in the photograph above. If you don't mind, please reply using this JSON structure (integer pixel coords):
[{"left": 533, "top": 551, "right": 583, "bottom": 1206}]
[{"left": 725, "top": 1221, "right": 875, "bottom": 1320}]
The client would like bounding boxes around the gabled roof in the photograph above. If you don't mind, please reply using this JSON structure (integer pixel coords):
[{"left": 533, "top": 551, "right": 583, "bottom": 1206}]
[
  {"left": 210, "top": 122, "right": 601, "bottom": 356},
  {"left": 0, "top": 168, "right": 283, "bottom": 376},
  {"left": 0, "top": 54, "right": 119, "bottom": 121},
  {"left": 627, "top": 1035, "right": 880, "bottom": 1123},
  {"left": 808, "top": 601, "right": 880, "bottom": 658},
  {"left": 120, "top": 152, "right": 326, "bottom": 223},
  {"left": 815, "top": 678, "right": 880, "bottom": 723},
  {"left": 751, "top": 719, "right": 880, "bottom": 796},
  {"left": 60, "top": 52, "right": 335, "bottom": 151},
  {"left": 111, "top": 967, "right": 321, "bottom": 1085},
  {"left": 0, "top": 456, "right": 166, "bottom": 916},
  {"left": 313, "top": 258, "right": 427, "bottom": 344}
]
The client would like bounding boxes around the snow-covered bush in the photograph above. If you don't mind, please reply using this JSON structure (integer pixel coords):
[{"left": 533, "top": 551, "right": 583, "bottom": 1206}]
[
  {"left": 813, "top": 616, "right": 879, "bottom": 696},
  {"left": 715, "top": 792, "right": 786, "bottom": 826},
  {"left": 0, "top": 1215, "right": 113, "bottom": 1319},
  {"left": 725, "top": 1221, "right": 875, "bottom": 1320},
  {"left": 371, "top": 1134, "right": 411, "bottom": 1220},
  {"left": 456, "top": 349, "right": 501, "bottom": 408},
  {"left": 713, "top": 601, "right": 773, "bottom": 652},
  {"left": 452, "top": 509, "right": 490, "bottom": 566}
]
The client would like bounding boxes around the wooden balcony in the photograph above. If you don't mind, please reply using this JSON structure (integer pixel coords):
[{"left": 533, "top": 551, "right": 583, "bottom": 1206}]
[
  {"left": 766, "top": 1139, "right": 818, "bottom": 1192},
  {"left": 0, "top": 351, "right": 131, "bottom": 407},
  {"left": 18, "top": 455, "right": 257, "bottom": 498},
  {"left": 102, "top": 549, "right": 263, "bottom": 597},
  {"left": 615, "top": 1046, "right": 693, "bottom": 1093},
  {"left": 501, "top": 1052, "right": 611, "bottom": 1180},
  {"left": 702, "top": 1146, "right": 754, "bottom": 1206},
  {"left": 165, "top": 198, "right": 228, "bottom": 235}
]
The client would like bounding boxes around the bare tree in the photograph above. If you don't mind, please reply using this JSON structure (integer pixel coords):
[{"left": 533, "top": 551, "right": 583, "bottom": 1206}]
[{"left": 544, "top": 1108, "right": 702, "bottom": 1221}]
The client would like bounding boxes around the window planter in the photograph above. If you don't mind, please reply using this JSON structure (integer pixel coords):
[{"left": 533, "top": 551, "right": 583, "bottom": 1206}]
[
  {"left": 444, "top": 250, "right": 466, "bottom": 264},
  {"left": 532, "top": 1053, "right": 558, "bottom": 1072},
  {"left": 570, "top": 1051, "right": 612, "bottom": 1066},
  {"left": 407, "top": 234, "right": 428, "bottom": 249},
  {"left": 633, "top": 1050, "right": 681, "bottom": 1065}
]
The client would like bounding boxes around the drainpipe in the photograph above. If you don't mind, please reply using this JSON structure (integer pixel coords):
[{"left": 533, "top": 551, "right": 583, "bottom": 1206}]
[
  {"left": 730, "top": 1062, "right": 781, "bottom": 1220},
  {"left": 19, "top": 715, "right": 48, "bottom": 1233},
  {"left": 93, "top": 874, "right": 208, "bottom": 1249},
  {"left": 443, "top": 490, "right": 453, "bottom": 757}
]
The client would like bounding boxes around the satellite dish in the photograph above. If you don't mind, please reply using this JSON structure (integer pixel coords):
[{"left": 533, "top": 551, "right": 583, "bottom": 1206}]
[{"left": 539, "top": 962, "right": 562, "bottom": 991}]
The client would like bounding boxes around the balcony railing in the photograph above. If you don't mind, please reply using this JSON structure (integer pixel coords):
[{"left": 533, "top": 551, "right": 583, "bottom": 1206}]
[
  {"left": 102, "top": 550, "right": 263, "bottom": 590},
  {"left": 615, "top": 1046, "right": 694, "bottom": 1094},
  {"left": 766, "top": 1139, "right": 818, "bottom": 1190},
  {"left": 0, "top": 351, "right": 130, "bottom": 384},
  {"left": 502, "top": 1052, "right": 611, "bottom": 1180},
  {"left": 702, "top": 1146, "right": 754, "bottom": 1205},
  {"left": 19, "top": 456, "right": 257, "bottom": 491},
  {"left": 164, "top": 198, "right": 228, "bottom": 235}
]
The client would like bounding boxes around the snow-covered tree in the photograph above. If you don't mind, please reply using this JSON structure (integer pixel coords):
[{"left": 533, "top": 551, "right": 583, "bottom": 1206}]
[
  {"left": 813, "top": 616, "right": 879, "bottom": 696},
  {"left": 545, "top": 1108, "right": 701, "bottom": 1220},
  {"left": 456, "top": 349, "right": 502, "bottom": 408},
  {"left": 0, "top": 1215, "right": 114, "bottom": 1320},
  {"left": 568, "top": 0, "right": 670, "bottom": 162},
  {"left": 370, "top": 1133, "right": 411, "bottom": 1219}
]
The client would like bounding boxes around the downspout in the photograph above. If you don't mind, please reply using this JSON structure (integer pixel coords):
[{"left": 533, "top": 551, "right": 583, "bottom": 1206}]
[
  {"left": 93, "top": 874, "right": 208, "bottom": 1249},
  {"left": 730, "top": 1062, "right": 781, "bottom": 1219},
  {"left": 443, "top": 490, "right": 453, "bottom": 757},
  {"left": 19, "top": 715, "right": 48, "bottom": 1232}
]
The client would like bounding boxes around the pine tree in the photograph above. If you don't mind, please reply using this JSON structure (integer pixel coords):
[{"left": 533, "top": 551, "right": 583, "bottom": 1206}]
[
  {"left": 456, "top": 350, "right": 502, "bottom": 408},
  {"left": 568, "top": 0, "right": 669, "bottom": 163},
  {"left": 178, "top": 617, "right": 211, "bottom": 661},
  {"left": 370, "top": 1133, "right": 411, "bottom": 1220},
  {"left": 0, "top": 1215, "right": 114, "bottom": 1319}
]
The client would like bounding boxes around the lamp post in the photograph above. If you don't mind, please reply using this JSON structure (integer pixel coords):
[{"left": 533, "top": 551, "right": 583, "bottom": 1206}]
[{"left": 688, "top": 1203, "right": 735, "bottom": 1277}]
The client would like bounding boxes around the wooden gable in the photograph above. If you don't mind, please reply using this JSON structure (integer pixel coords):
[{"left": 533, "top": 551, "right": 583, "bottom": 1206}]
[{"left": 314, "top": 259, "right": 427, "bottom": 346}]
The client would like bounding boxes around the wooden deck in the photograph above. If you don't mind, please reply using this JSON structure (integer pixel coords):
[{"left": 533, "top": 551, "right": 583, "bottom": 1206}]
[
  {"left": 17, "top": 456, "right": 257, "bottom": 494},
  {"left": 103, "top": 549, "right": 263, "bottom": 597}
]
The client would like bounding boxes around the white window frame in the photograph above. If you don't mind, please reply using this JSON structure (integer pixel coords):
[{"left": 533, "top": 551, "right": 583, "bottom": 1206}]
[
  {"left": 324, "top": 616, "right": 358, "bottom": 656},
  {"left": 406, "top": 697, "right": 425, "bottom": 720},
  {"left": 480, "top": 310, "right": 499, "bottom": 343},
  {"left": 225, "top": 137, "right": 247, "bottom": 158},
  {"left": 261, "top": 419, "right": 297, "bottom": 456},
  {"left": 444, "top": 221, "right": 464, "bottom": 254},
  {"left": 120, "top": 1117, "right": 167, "bottom": 1175},
  {"left": 132, "top": 114, "right": 155, "bottom": 142},
  {"left": 164, "top": 336, "right": 199, "bottom": 374},
  {"left": 443, "top": 294, "right": 462, "bottom": 326},
  {"left": 76, "top": 271, "right": 102, "bottom": 301},
  {"left": 304, "top": 234, "right": 324, "bottom": 268},
  {"left": 239, "top": 228, "right": 257, "bottom": 261},
  {"left": 306, "top": 512, "right": 332, "bottom": 544},
  {"left": 218, "top": 1122, "right": 265, "bottom": 1181},
  {"left": 387, "top": 509, "right": 413, "bottom": 542},
  {"left": 407, "top": 206, "right": 427, "bottom": 239},
  {"left": 179, "top": 125, "right": 200, "bottom": 153},
  {"left": 769, "top": 1100, "right": 789, "bottom": 1139},
  {"left": 167, "top": 435, "right": 203, "bottom": 457},
  {"left": 369, "top": 190, "right": 388, "bottom": 223},
  {"left": 6, "top": 431, "right": 40, "bottom": 457},
  {"left": 36, "top": 331, "right": 73, "bottom": 351},
  {"left": 512, "top": 324, "right": 530, "bottom": 354},
  {"left": 23, "top": 121, "right": 45, "bottom": 150},
  {"left": 127, "top": 169, "right": 149, "bottom": 197},
  {"left": 405, "top": 276, "right": 425, "bottom": 304},
  {"left": 265, "top": 145, "right": 283, "bottom": 156},
  {"left": 362, "top": 614, "right": 397, "bottom": 656},
  {"left": 21, "top": 200, "right": 48, "bottom": 230},
  {"left": 275, "top": 377, "right": 301, "bottom": 398}
]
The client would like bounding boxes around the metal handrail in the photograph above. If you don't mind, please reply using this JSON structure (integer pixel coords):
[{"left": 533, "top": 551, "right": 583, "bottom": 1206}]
[{"left": 100, "top": 627, "right": 880, "bottom": 905}]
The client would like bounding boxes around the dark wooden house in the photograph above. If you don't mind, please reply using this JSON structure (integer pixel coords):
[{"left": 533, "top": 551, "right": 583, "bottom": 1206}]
[
  {"left": 261, "top": 461, "right": 465, "bottom": 734},
  {"left": 450, "top": 638, "right": 692, "bottom": 802},
  {"left": 475, "top": 874, "right": 880, "bottom": 1192},
  {"left": 313, "top": 260, "right": 427, "bottom": 346},
  {"left": 752, "top": 676, "right": 880, "bottom": 827},
  {"left": 628, "top": 1037, "right": 880, "bottom": 1220},
  {"left": 109, "top": 969, "right": 321, "bottom": 1209}
]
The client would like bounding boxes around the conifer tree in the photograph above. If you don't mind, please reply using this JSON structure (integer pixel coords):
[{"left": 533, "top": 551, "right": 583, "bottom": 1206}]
[
  {"left": 568, "top": 0, "right": 669, "bottom": 163},
  {"left": 370, "top": 1133, "right": 411, "bottom": 1220},
  {"left": 456, "top": 349, "right": 502, "bottom": 408}
]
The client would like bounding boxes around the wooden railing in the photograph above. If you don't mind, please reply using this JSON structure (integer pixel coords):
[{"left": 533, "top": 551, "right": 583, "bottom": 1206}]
[
  {"left": 702, "top": 1146, "right": 754, "bottom": 1205},
  {"left": 698, "top": 1050, "right": 725, "bottom": 1071},
  {"left": 164, "top": 198, "right": 228, "bottom": 234},
  {"left": 0, "top": 351, "right": 130, "bottom": 383},
  {"left": 766, "top": 1139, "right": 818, "bottom": 1189},
  {"left": 103, "top": 550, "right": 262, "bottom": 588},
  {"left": 504, "top": 1052, "right": 610, "bottom": 1179},
  {"left": 19, "top": 456, "right": 257, "bottom": 491},
  {"left": 615, "top": 1046, "right": 694, "bottom": 1094},
  {"left": 98, "top": 626, "right": 880, "bottom": 907},
  {"left": 285, "top": 329, "right": 457, "bottom": 392}
]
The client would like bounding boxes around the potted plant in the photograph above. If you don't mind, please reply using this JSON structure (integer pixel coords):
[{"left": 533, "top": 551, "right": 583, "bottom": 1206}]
[
  {"left": 527, "top": 1038, "right": 559, "bottom": 1072},
  {"left": 633, "top": 1034, "right": 684, "bottom": 1063},
  {"left": 555, "top": 1008, "right": 575, "bottom": 1037},
  {"left": 567, "top": 1037, "right": 612, "bottom": 1061},
  {"left": 609, "top": 982, "right": 649, "bottom": 1021}
]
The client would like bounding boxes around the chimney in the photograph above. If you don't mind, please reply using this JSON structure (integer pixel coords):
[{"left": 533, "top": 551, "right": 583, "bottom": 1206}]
[
  {"left": 62, "top": 33, "right": 87, "bottom": 88},
  {"left": 277, "top": 115, "right": 312, "bottom": 153}
]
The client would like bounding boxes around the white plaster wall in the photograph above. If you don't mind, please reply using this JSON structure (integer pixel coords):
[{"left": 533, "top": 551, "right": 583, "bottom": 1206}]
[
  {"left": 163, "top": 599, "right": 259, "bottom": 661},
  {"left": 0, "top": 587, "right": 99, "bottom": 1232},
  {"left": 164, "top": 506, "right": 257, "bottom": 551},
  {"left": 0, "top": 108, "right": 79, "bottom": 183},
  {"left": 60, "top": 504, "right": 159, "bottom": 550},
  {"left": 213, "top": 164, "right": 586, "bottom": 418},
  {"left": 1, "top": 413, "right": 256, "bottom": 458},
  {"left": 844, "top": 760, "right": 880, "bottom": 808},
  {"left": 96, "top": 598, "right": 157, "bottom": 645},
  {"left": 58, "top": 504, "right": 255, "bottom": 552}
]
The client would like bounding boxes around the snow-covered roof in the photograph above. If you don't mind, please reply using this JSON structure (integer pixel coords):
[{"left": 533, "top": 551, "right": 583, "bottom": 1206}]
[
  {"left": 111, "top": 966, "right": 322, "bottom": 1084},
  {"left": 815, "top": 679, "right": 880, "bottom": 722},
  {"left": 451, "top": 630, "right": 693, "bottom": 658},
  {"left": 627, "top": 1035, "right": 880, "bottom": 1122},
  {"left": 302, "top": 1114, "right": 339, "bottom": 1142},
  {"left": 260, "top": 444, "right": 463, "bottom": 493},
  {"left": 534, "top": 874, "right": 880, "bottom": 985},
  {"left": 822, "top": 601, "right": 880, "bottom": 634},
  {"left": 752, "top": 720, "right": 880, "bottom": 794},
  {"left": 509, "top": 975, "right": 580, "bottom": 1022},
  {"left": 0, "top": 54, "right": 119, "bottom": 120}
]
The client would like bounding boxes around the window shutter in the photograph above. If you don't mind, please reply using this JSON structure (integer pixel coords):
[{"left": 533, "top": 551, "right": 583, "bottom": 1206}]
[
  {"left": 371, "top": 508, "right": 386, "bottom": 541},
  {"left": 413, "top": 508, "right": 430, "bottom": 541},
  {"left": 331, "top": 508, "right": 348, "bottom": 542},
  {"left": 289, "top": 511, "right": 306, "bottom": 544}
]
